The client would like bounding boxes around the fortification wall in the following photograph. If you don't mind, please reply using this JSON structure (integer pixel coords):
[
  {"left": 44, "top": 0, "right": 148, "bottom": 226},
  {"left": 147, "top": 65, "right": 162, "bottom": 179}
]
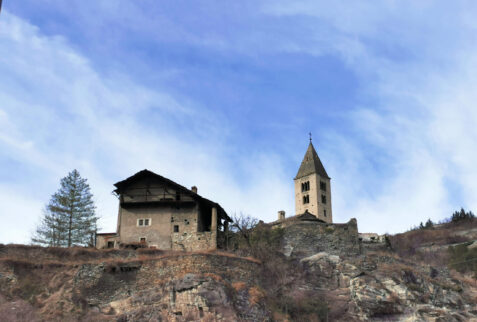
[{"left": 280, "top": 218, "right": 360, "bottom": 258}]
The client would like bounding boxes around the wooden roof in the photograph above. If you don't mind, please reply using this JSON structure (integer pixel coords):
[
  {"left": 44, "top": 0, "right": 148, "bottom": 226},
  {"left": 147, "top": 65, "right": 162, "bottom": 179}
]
[{"left": 113, "top": 169, "right": 232, "bottom": 222}]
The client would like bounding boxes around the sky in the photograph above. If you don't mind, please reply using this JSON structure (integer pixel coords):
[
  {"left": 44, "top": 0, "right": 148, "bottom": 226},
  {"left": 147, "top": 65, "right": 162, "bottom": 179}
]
[{"left": 1, "top": 1, "right": 477, "bottom": 244}]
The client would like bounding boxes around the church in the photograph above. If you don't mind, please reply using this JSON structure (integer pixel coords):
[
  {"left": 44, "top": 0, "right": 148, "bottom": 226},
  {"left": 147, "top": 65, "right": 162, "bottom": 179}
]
[
  {"left": 294, "top": 139, "right": 333, "bottom": 223},
  {"left": 96, "top": 138, "right": 333, "bottom": 250}
]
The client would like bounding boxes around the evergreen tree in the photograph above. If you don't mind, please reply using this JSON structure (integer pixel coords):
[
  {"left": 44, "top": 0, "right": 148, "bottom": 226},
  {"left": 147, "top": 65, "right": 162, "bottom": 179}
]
[
  {"left": 425, "top": 218, "right": 434, "bottom": 229},
  {"left": 31, "top": 208, "right": 67, "bottom": 247},
  {"left": 451, "top": 208, "right": 476, "bottom": 223},
  {"left": 32, "top": 170, "right": 98, "bottom": 247}
]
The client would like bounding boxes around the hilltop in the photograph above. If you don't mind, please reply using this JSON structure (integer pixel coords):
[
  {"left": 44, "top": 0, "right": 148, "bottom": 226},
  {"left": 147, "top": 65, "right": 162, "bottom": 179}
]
[{"left": 1, "top": 218, "right": 476, "bottom": 321}]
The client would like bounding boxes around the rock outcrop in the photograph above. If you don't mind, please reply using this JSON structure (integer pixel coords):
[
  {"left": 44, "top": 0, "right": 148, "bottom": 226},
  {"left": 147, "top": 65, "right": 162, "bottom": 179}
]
[
  {"left": 1, "top": 230, "right": 476, "bottom": 321},
  {"left": 299, "top": 251, "right": 477, "bottom": 321}
]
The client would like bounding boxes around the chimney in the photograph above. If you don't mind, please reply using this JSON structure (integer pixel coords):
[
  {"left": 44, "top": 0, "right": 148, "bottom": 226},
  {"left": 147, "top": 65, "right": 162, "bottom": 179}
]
[
  {"left": 191, "top": 186, "right": 198, "bottom": 194},
  {"left": 278, "top": 210, "right": 285, "bottom": 221}
]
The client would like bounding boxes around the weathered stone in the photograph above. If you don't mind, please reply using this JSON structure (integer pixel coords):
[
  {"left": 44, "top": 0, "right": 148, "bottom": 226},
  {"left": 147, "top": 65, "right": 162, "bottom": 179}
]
[{"left": 278, "top": 218, "right": 360, "bottom": 258}]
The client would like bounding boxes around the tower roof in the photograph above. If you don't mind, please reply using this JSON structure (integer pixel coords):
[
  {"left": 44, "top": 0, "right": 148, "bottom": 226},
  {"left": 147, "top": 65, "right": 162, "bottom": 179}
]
[{"left": 295, "top": 142, "right": 330, "bottom": 180}]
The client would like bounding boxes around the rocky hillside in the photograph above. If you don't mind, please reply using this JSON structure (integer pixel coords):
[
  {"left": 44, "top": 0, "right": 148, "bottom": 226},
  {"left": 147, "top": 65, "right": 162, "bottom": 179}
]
[{"left": 1, "top": 221, "right": 477, "bottom": 321}]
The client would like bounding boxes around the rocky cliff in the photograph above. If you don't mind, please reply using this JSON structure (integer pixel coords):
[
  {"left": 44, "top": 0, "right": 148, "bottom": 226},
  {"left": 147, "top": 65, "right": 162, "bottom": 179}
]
[{"left": 1, "top": 221, "right": 477, "bottom": 321}]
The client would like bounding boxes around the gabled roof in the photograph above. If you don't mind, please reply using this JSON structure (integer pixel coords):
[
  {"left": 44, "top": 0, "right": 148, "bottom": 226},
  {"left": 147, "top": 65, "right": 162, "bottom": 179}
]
[
  {"left": 113, "top": 169, "right": 232, "bottom": 222},
  {"left": 295, "top": 142, "right": 330, "bottom": 180},
  {"left": 296, "top": 210, "right": 324, "bottom": 221},
  {"left": 270, "top": 210, "right": 326, "bottom": 226}
]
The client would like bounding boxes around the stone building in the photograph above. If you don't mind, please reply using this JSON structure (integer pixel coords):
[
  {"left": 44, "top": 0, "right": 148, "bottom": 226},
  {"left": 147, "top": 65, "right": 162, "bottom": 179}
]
[
  {"left": 96, "top": 170, "right": 232, "bottom": 251},
  {"left": 268, "top": 139, "right": 363, "bottom": 257},
  {"left": 294, "top": 140, "right": 332, "bottom": 222}
]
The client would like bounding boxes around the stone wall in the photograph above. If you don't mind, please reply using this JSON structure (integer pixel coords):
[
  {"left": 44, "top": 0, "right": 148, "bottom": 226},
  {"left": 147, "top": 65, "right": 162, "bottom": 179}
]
[
  {"left": 118, "top": 205, "right": 199, "bottom": 249},
  {"left": 96, "top": 235, "right": 120, "bottom": 249},
  {"left": 171, "top": 231, "right": 216, "bottom": 251},
  {"left": 279, "top": 218, "right": 360, "bottom": 258}
]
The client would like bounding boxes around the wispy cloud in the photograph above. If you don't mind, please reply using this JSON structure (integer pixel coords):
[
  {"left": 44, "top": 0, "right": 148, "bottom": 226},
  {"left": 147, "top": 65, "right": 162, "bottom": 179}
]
[
  {"left": 0, "top": 11, "right": 292, "bottom": 243},
  {"left": 2, "top": 1, "right": 477, "bottom": 243}
]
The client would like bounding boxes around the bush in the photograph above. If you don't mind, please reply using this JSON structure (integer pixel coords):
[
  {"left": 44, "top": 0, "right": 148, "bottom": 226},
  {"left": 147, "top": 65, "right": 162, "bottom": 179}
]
[
  {"left": 0, "top": 296, "right": 39, "bottom": 322},
  {"left": 227, "top": 221, "right": 284, "bottom": 261},
  {"left": 448, "top": 243, "right": 477, "bottom": 276},
  {"left": 273, "top": 293, "right": 328, "bottom": 322}
]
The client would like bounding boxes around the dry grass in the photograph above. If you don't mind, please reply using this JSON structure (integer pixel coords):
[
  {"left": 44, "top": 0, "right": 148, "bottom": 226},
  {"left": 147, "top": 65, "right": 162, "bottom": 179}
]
[
  {"left": 248, "top": 286, "right": 265, "bottom": 306},
  {"left": 450, "top": 270, "right": 477, "bottom": 286},
  {"left": 387, "top": 221, "right": 477, "bottom": 267},
  {"left": 0, "top": 295, "right": 39, "bottom": 322},
  {"left": 203, "top": 272, "right": 224, "bottom": 282},
  {"left": 0, "top": 245, "right": 261, "bottom": 272},
  {"left": 232, "top": 281, "right": 247, "bottom": 291}
]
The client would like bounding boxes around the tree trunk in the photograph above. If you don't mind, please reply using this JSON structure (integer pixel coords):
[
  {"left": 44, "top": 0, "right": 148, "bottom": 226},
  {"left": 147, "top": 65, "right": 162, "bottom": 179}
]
[{"left": 68, "top": 210, "right": 73, "bottom": 247}]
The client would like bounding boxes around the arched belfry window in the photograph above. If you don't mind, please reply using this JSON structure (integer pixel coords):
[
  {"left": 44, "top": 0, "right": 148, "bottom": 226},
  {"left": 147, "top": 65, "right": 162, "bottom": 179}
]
[{"left": 301, "top": 181, "right": 310, "bottom": 192}]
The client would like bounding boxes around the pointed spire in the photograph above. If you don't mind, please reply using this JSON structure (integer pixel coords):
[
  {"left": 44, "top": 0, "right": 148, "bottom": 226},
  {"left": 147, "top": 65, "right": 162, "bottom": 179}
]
[{"left": 295, "top": 141, "right": 330, "bottom": 180}]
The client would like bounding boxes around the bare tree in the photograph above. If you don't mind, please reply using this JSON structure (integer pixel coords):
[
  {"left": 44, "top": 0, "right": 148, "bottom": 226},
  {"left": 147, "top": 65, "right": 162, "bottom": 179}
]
[{"left": 229, "top": 213, "right": 259, "bottom": 247}]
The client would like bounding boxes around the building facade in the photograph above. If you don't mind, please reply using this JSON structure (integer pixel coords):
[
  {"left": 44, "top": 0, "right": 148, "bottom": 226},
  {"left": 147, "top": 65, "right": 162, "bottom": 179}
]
[
  {"left": 294, "top": 141, "right": 332, "bottom": 223},
  {"left": 96, "top": 170, "right": 232, "bottom": 251}
]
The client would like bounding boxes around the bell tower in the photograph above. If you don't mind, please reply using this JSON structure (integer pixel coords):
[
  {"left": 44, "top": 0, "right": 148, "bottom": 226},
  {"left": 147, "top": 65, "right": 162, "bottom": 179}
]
[{"left": 294, "top": 137, "right": 332, "bottom": 223}]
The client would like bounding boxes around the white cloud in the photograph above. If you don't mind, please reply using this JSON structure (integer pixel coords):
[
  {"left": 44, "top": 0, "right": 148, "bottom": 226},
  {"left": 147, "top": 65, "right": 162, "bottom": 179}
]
[
  {"left": 0, "top": 186, "right": 43, "bottom": 244},
  {"left": 0, "top": 11, "right": 292, "bottom": 243},
  {"left": 3, "top": 2, "right": 477, "bottom": 242},
  {"left": 257, "top": 1, "right": 477, "bottom": 233}
]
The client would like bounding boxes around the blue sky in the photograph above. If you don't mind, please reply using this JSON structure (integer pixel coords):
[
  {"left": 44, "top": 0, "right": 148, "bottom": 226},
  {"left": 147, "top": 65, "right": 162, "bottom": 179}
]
[{"left": 1, "top": 1, "right": 477, "bottom": 243}]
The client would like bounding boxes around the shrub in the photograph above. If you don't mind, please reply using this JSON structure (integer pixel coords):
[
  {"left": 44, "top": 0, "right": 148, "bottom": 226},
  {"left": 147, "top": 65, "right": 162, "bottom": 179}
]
[
  {"left": 0, "top": 296, "right": 39, "bottom": 322},
  {"left": 388, "top": 227, "right": 469, "bottom": 266},
  {"left": 448, "top": 243, "right": 477, "bottom": 276},
  {"left": 248, "top": 286, "right": 265, "bottom": 306},
  {"left": 273, "top": 293, "right": 328, "bottom": 322},
  {"left": 232, "top": 282, "right": 246, "bottom": 291}
]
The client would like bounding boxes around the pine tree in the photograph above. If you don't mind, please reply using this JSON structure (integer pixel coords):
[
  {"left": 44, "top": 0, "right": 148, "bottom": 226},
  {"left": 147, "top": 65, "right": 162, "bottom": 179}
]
[
  {"left": 425, "top": 218, "right": 434, "bottom": 229},
  {"left": 32, "top": 170, "right": 98, "bottom": 247},
  {"left": 31, "top": 208, "right": 67, "bottom": 246},
  {"left": 451, "top": 208, "right": 476, "bottom": 223}
]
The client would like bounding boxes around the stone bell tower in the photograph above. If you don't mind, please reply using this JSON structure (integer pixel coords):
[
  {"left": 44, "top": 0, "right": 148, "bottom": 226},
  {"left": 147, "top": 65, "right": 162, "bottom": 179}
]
[{"left": 294, "top": 137, "right": 332, "bottom": 223}]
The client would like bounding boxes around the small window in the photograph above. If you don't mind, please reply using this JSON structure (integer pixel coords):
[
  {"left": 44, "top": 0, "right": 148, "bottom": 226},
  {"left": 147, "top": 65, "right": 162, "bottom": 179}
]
[
  {"left": 138, "top": 218, "right": 151, "bottom": 226},
  {"left": 107, "top": 241, "right": 114, "bottom": 248},
  {"left": 320, "top": 181, "right": 326, "bottom": 191},
  {"left": 140, "top": 237, "right": 146, "bottom": 243},
  {"left": 174, "top": 225, "right": 179, "bottom": 233},
  {"left": 321, "top": 195, "right": 327, "bottom": 204},
  {"left": 176, "top": 192, "right": 181, "bottom": 201},
  {"left": 301, "top": 181, "right": 310, "bottom": 192},
  {"left": 303, "top": 195, "right": 309, "bottom": 204},
  {"left": 324, "top": 209, "right": 327, "bottom": 217}
]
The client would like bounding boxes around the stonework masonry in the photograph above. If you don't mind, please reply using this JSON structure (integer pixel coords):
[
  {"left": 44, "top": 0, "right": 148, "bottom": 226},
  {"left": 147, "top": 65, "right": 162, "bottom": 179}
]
[
  {"left": 273, "top": 217, "right": 360, "bottom": 258},
  {"left": 294, "top": 173, "right": 332, "bottom": 223},
  {"left": 96, "top": 170, "right": 231, "bottom": 251},
  {"left": 294, "top": 141, "right": 333, "bottom": 223}
]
